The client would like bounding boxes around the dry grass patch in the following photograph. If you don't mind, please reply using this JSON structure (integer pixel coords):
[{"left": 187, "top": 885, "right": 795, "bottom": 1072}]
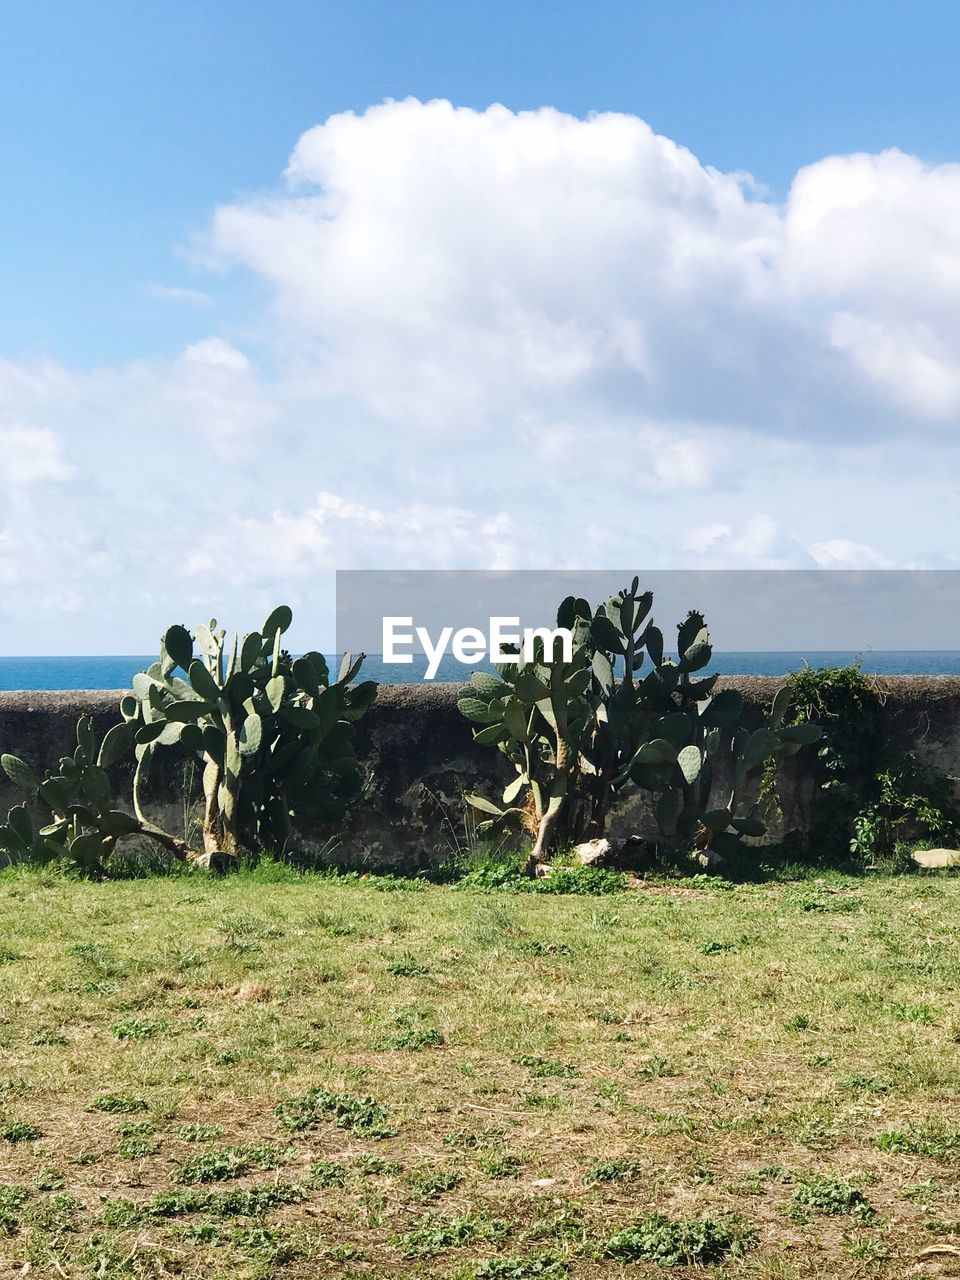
[{"left": 0, "top": 863, "right": 958, "bottom": 1276}]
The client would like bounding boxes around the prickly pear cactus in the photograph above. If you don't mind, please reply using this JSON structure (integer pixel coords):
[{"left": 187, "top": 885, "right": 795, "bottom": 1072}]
[
  {"left": 460, "top": 578, "right": 656, "bottom": 866},
  {"left": 0, "top": 716, "right": 188, "bottom": 876},
  {"left": 625, "top": 614, "right": 822, "bottom": 852},
  {"left": 460, "top": 581, "right": 822, "bottom": 868},
  {"left": 126, "top": 606, "right": 377, "bottom": 865}
]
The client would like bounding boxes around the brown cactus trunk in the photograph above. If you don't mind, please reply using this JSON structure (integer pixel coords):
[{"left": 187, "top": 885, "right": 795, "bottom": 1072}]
[{"left": 197, "top": 756, "right": 238, "bottom": 870}]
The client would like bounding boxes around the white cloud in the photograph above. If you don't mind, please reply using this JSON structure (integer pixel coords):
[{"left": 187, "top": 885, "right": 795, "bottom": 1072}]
[
  {"left": 206, "top": 101, "right": 960, "bottom": 440},
  {"left": 0, "top": 424, "right": 71, "bottom": 486},
  {"left": 183, "top": 490, "right": 546, "bottom": 583},
  {"left": 808, "top": 539, "right": 897, "bottom": 570},
  {"left": 678, "top": 515, "right": 812, "bottom": 568},
  {"left": 209, "top": 100, "right": 782, "bottom": 430}
]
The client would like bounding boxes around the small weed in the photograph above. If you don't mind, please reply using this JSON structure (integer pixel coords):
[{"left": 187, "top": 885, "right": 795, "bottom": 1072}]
[
  {"left": 33, "top": 1029, "right": 69, "bottom": 1046},
  {"left": 173, "top": 1142, "right": 289, "bottom": 1184},
  {"left": 176, "top": 1123, "right": 224, "bottom": 1142},
  {"left": 327, "top": 1242, "right": 366, "bottom": 1261},
  {"left": 485, "top": 1153, "right": 523, "bottom": 1179},
  {"left": 375, "top": 1020, "right": 445, "bottom": 1051},
  {"left": 797, "top": 895, "right": 862, "bottom": 914},
  {"left": 0, "top": 1121, "right": 41, "bottom": 1143},
  {"left": 675, "top": 875, "right": 736, "bottom": 891},
  {"left": 886, "top": 1000, "right": 939, "bottom": 1024},
  {"left": 585, "top": 1158, "right": 645, "bottom": 1184},
  {"left": 70, "top": 941, "right": 128, "bottom": 977},
  {"left": 516, "top": 1055, "right": 580, "bottom": 1079},
  {"left": 27, "top": 1193, "right": 83, "bottom": 1232},
  {"left": 524, "top": 1092, "right": 563, "bottom": 1110},
  {"left": 306, "top": 911, "right": 355, "bottom": 937},
  {"left": 875, "top": 1127, "right": 960, "bottom": 1156},
  {"left": 103, "top": 1181, "right": 306, "bottom": 1226},
  {"left": 111, "top": 1017, "right": 166, "bottom": 1040},
  {"left": 310, "top": 1160, "right": 347, "bottom": 1188},
  {"left": 837, "top": 1073, "right": 893, "bottom": 1094},
  {"left": 637, "top": 1055, "right": 679, "bottom": 1080},
  {"left": 844, "top": 1233, "right": 890, "bottom": 1262},
  {"left": 790, "top": 1175, "right": 874, "bottom": 1219},
  {"left": 357, "top": 1153, "right": 402, "bottom": 1175},
  {"left": 0, "top": 1185, "right": 29, "bottom": 1235},
  {"left": 275, "top": 1087, "right": 393, "bottom": 1137},
  {"left": 784, "top": 1013, "right": 815, "bottom": 1032},
  {"left": 444, "top": 1127, "right": 503, "bottom": 1151},
  {"left": 409, "top": 1168, "right": 461, "bottom": 1199},
  {"left": 602, "top": 1213, "right": 756, "bottom": 1266},
  {"left": 395, "top": 1213, "right": 509, "bottom": 1258},
  {"left": 517, "top": 940, "right": 572, "bottom": 958},
  {"left": 89, "top": 1093, "right": 147, "bottom": 1114},
  {"left": 117, "top": 1120, "right": 157, "bottom": 1159},
  {"left": 532, "top": 867, "right": 627, "bottom": 894},
  {"left": 217, "top": 913, "right": 284, "bottom": 940},
  {"left": 388, "top": 953, "right": 432, "bottom": 977},
  {"left": 474, "top": 1256, "right": 569, "bottom": 1279}
]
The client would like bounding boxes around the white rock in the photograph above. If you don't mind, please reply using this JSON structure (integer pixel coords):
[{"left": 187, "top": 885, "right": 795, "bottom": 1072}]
[
  {"left": 694, "top": 849, "right": 725, "bottom": 869},
  {"left": 912, "top": 847, "right": 960, "bottom": 869},
  {"left": 574, "top": 837, "right": 613, "bottom": 866}
]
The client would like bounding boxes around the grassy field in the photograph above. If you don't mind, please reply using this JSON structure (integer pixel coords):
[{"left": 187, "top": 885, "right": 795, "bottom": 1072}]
[{"left": 1, "top": 864, "right": 960, "bottom": 1278}]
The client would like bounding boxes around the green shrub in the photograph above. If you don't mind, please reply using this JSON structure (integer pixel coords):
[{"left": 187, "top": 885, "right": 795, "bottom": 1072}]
[{"left": 787, "top": 664, "right": 957, "bottom": 864}]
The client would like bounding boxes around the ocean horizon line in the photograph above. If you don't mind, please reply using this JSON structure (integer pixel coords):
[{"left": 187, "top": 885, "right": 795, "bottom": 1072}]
[{"left": 4, "top": 650, "right": 960, "bottom": 691}]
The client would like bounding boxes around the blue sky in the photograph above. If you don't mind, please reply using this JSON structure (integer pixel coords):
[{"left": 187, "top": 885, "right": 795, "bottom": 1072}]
[{"left": 2, "top": 2, "right": 960, "bottom": 651}]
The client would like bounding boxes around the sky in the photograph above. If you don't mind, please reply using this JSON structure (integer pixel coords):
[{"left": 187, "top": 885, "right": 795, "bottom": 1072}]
[{"left": 2, "top": 1, "right": 960, "bottom": 653}]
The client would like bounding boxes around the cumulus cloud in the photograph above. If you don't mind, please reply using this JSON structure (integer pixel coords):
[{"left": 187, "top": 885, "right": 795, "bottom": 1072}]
[{"left": 207, "top": 100, "right": 960, "bottom": 439}]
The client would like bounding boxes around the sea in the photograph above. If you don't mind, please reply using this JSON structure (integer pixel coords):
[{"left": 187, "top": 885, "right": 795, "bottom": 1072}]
[{"left": 1, "top": 652, "right": 960, "bottom": 690}]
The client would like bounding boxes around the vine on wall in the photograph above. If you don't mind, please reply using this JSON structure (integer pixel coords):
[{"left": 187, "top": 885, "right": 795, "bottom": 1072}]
[{"left": 784, "top": 664, "right": 957, "bottom": 869}]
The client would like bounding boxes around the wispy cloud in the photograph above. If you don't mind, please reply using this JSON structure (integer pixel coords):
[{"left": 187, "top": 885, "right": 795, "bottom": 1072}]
[{"left": 144, "top": 283, "right": 214, "bottom": 308}]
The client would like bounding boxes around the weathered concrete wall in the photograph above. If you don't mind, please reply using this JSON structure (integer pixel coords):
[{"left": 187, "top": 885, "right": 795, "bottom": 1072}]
[{"left": 1, "top": 678, "right": 959, "bottom": 867}]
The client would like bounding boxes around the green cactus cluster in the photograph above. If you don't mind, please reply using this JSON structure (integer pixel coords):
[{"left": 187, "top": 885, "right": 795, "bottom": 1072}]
[
  {"left": 624, "top": 608, "right": 821, "bottom": 853},
  {"left": 126, "top": 606, "right": 376, "bottom": 864},
  {"left": 0, "top": 716, "right": 188, "bottom": 876},
  {"left": 459, "top": 579, "right": 821, "bottom": 867}
]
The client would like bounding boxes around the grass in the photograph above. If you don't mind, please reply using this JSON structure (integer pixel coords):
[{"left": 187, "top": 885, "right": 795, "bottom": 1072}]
[{"left": 0, "top": 863, "right": 959, "bottom": 1277}]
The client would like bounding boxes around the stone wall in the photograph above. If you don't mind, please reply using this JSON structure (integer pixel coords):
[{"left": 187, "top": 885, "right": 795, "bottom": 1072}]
[{"left": 1, "top": 678, "right": 959, "bottom": 868}]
